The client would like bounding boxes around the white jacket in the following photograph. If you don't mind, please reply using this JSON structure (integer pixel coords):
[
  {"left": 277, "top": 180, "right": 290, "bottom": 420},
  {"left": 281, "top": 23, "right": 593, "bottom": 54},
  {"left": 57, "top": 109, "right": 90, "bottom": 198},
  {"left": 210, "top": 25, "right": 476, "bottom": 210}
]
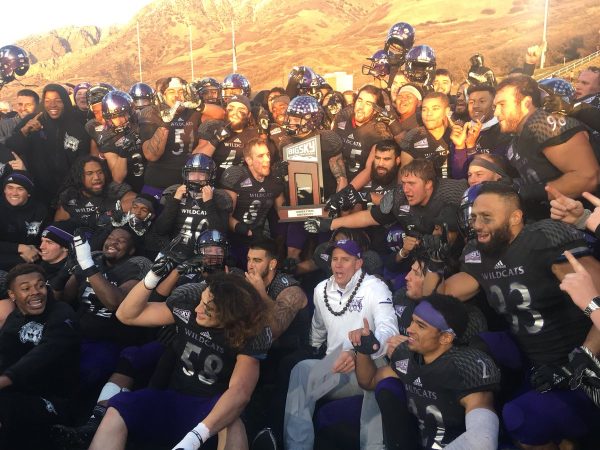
[{"left": 310, "top": 269, "right": 398, "bottom": 359}]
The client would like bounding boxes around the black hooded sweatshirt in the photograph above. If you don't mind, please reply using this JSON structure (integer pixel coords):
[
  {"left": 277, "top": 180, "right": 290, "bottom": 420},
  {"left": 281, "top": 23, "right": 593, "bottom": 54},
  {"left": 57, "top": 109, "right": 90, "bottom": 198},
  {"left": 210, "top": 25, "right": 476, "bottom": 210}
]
[{"left": 6, "top": 84, "right": 90, "bottom": 207}]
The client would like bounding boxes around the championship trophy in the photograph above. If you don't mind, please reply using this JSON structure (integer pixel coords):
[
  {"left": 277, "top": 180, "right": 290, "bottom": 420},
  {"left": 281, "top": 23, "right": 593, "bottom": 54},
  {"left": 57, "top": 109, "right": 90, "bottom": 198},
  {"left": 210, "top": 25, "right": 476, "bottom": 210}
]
[{"left": 278, "top": 134, "right": 329, "bottom": 222}]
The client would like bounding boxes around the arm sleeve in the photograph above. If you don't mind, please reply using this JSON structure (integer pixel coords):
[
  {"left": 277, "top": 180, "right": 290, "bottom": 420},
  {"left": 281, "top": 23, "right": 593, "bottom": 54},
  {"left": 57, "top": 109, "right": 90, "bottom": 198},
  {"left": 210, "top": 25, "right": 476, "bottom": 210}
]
[
  {"left": 4, "top": 306, "right": 79, "bottom": 388},
  {"left": 443, "top": 408, "right": 499, "bottom": 450},
  {"left": 309, "top": 293, "right": 327, "bottom": 348},
  {"left": 4, "top": 116, "right": 30, "bottom": 155},
  {"left": 369, "top": 281, "right": 399, "bottom": 359}
]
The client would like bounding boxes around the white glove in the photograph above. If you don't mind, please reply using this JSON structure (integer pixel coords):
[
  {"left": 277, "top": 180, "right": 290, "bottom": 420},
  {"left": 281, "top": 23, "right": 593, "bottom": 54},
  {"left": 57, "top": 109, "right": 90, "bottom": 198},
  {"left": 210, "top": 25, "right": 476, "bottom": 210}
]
[{"left": 73, "top": 235, "right": 95, "bottom": 271}]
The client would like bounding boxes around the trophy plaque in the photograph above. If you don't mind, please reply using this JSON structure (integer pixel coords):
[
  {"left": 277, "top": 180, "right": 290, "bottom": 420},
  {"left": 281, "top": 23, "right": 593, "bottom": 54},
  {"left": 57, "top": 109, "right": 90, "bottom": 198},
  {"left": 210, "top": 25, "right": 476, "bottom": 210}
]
[{"left": 278, "top": 134, "right": 328, "bottom": 222}]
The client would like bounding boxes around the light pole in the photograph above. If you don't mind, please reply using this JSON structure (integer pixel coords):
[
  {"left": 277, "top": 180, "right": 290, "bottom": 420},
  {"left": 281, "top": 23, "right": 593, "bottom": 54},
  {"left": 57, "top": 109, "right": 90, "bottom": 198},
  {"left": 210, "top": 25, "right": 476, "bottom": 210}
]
[{"left": 540, "top": 0, "right": 549, "bottom": 69}]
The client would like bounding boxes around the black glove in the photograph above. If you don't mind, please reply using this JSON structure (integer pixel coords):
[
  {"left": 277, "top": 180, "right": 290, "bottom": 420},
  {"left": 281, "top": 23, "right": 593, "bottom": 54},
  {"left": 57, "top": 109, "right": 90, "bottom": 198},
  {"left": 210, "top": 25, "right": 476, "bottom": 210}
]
[
  {"left": 304, "top": 217, "right": 332, "bottom": 234},
  {"left": 373, "top": 104, "right": 396, "bottom": 126},
  {"left": 271, "top": 160, "right": 289, "bottom": 185},
  {"left": 512, "top": 178, "right": 547, "bottom": 203},
  {"left": 49, "top": 263, "right": 73, "bottom": 291},
  {"left": 110, "top": 200, "right": 127, "bottom": 227},
  {"left": 256, "top": 106, "right": 270, "bottom": 135},
  {"left": 568, "top": 346, "right": 600, "bottom": 391},
  {"left": 208, "top": 123, "right": 231, "bottom": 148},
  {"left": 326, "top": 185, "right": 361, "bottom": 218},
  {"left": 353, "top": 331, "right": 381, "bottom": 355},
  {"left": 288, "top": 66, "right": 307, "bottom": 87},
  {"left": 325, "top": 191, "right": 345, "bottom": 218},
  {"left": 421, "top": 225, "right": 450, "bottom": 275},
  {"left": 281, "top": 257, "right": 298, "bottom": 275},
  {"left": 530, "top": 364, "right": 572, "bottom": 393},
  {"left": 151, "top": 255, "right": 177, "bottom": 278},
  {"left": 177, "top": 255, "right": 205, "bottom": 276},
  {"left": 234, "top": 221, "right": 250, "bottom": 236}
]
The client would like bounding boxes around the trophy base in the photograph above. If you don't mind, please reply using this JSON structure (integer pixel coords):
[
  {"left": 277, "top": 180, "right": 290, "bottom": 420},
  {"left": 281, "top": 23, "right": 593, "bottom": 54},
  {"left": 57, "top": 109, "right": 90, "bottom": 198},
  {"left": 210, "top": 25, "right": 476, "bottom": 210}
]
[{"left": 278, "top": 205, "right": 329, "bottom": 222}]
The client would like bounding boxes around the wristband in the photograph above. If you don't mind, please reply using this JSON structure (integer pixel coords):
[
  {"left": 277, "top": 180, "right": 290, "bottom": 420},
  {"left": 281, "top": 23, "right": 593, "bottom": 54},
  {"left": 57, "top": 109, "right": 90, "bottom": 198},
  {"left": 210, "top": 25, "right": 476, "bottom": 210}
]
[
  {"left": 81, "top": 264, "right": 100, "bottom": 279},
  {"left": 143, "top": 271, "right": 162, "bottom": 290},
  {"left": 193, "top": 422, "right": 210, "bottom": 443}
]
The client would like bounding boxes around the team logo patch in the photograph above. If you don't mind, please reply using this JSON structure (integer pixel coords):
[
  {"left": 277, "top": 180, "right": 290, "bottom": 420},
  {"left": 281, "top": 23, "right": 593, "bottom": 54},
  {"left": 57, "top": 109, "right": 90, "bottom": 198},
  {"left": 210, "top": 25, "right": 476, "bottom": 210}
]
[
  {"left": 41, "top": 398, "right": 58, "bottom": 415},
  {"left": 19, "top": 321, "right": 44, "bottom": 345},
  {"left": 394, "top": 305, "right": 407, "bottom": 318},
  {"left": 494, "top": 260, "right": 506, "bottom": 270},
  {"left": 25, "top": 221, "right": 41, "bottom": 236},
  {"left": 395, "top": 358, "right": 409, "bottom": 374},
  {"left": 173, "top": 307, "right": 191, "bottom": 324},
  {"left": 347, "top": 296, "right": 363, "bottom": 313},
  {"left": 337, "top": 121, "right": 347, "bottom": 130},
  {"left": 271, "top": 127, "right": 281, "bottom": 135},
  {"left": 464, "top": 250, "right": 481, "bottom": 264},
  {"left": 240, "top": 178, "right": 252, "bottom": 188},
  {"left": 320, "top": 253, "right": 329, "bottom": 262},
  {"left": 64, "top": 132, "right": 80, "bottom": 151},
  {"left": 435, "top": 145, "right": 449, "bottom": 156},
  {"left": 413, "top": 377, "right": 422, "bottom": 387},
  {"left": 199, "top": 331, "right": 211, "bottom": 340},
  {"left": 399, "top": 205, "right": 410, "bottom": 213},
  {"left": 414, "top": 138, "right": 428, "bottom": 148},
  {"left": 281, "top": 276, "right": 289, "bottom": 286}
]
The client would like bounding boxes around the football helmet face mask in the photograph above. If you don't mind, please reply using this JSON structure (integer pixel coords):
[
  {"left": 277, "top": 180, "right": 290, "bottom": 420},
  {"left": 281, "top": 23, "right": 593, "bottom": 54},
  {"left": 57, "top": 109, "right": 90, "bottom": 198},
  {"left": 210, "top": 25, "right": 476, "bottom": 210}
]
[
  {"left": 194, "top": 229, "right": 229, "bottom": 272},
  {"left": 458, "top": 183, "right": 484, "bottom": 240},
  {"left": 384, "top": 22, "right": 415, "bottom": 66},
  {"left": 222, "top": 73, "right": 251, "bottom": 103},
  {"left": 405, "top": 45, "right": 436, "bottom": 85},
  {"left": 128, "top": 82, "right": 155, "bottom": 110},
  {"left": 323, "top": 92, "right": 345, "bottom": 121},
  {"left": 192, "top": 77, "right": 222, "bottom": 105},
  {"left": 362, "top": 50, "right": 391, "bottom": 79},
  {"left": 0, "top": 45, "right": 30, "bottom": 85},
  {"left": 182, "top": 154, "right": 217, "bottom": 196},
  {"left": 292, "top": 66, "right": 323, "bottom": 101},
  {"left": 282, "top": 95, "right": 324, "bottom": 136},
  {"left": 102, "top": 91, "right": 135, "bottom": 133}
]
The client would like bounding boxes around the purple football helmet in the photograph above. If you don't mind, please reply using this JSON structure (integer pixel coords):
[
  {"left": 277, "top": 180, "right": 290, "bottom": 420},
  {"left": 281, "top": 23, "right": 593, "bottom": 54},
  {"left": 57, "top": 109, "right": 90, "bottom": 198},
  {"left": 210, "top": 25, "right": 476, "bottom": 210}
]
[{"left": 282, "top": 95, "right": 324, "bottom": 136}]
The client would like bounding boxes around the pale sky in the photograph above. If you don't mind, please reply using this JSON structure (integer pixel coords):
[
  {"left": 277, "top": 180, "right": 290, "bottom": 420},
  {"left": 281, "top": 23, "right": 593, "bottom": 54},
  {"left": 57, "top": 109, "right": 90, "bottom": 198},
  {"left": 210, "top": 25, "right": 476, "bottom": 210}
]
[{"left": 0, "top": 0, "right": 155, "bottom": 44}]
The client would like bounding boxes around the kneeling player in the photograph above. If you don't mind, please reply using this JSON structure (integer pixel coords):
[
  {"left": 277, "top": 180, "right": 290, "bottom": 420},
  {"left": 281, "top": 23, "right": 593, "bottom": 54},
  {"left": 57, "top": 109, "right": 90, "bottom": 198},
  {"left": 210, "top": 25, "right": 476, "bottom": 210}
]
[
  {"left": 89, "top": 273, "right": 272, "bottom": 450},
  {"left": 351, "top": 294, "right": 500, "bottom": 450}
]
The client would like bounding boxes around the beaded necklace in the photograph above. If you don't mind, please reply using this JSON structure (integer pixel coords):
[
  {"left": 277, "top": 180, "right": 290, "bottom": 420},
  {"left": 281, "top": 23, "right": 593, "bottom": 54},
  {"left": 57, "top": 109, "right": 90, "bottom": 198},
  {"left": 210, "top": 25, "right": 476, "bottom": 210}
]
[{"left": 323, "top": 271, "right": 365, "bottom": 316}]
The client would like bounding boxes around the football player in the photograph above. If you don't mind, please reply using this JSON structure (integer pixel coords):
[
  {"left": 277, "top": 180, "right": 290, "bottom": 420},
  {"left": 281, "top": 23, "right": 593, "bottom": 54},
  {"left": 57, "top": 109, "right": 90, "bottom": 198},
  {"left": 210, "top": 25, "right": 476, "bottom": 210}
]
[
  {"left": 352, "top": 294, "right": 500, "bottom": 449},
  {"left": 138, "top": 77, "right": 225, "bottom": 201},
  {"left": 153, "top": 154, "right": 231, "bottom": 254},
  {"left": 495, "top": 75, "right": 599, "bottom": 219},
  {"left": 427, "top": 182, "right": 600, "bottom": 448},
  {"left": 89, "top": 272, "right": 271, "bottom": 449},
  {"left": 97, "top": 90, "right": 146, "bottom": 192}
]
